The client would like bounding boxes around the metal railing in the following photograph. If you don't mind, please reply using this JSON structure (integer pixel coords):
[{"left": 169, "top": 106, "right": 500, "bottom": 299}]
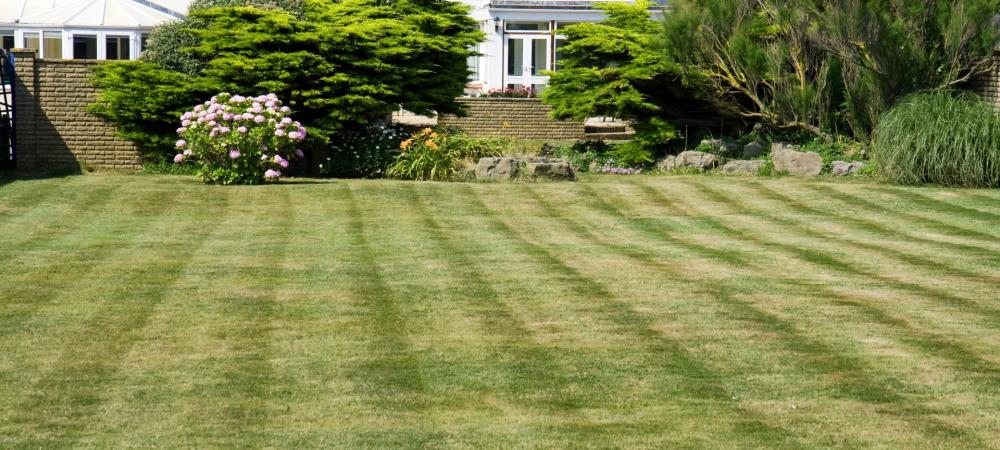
[{"left": 0, "top": 49, "right": 15, "bottom": 169}]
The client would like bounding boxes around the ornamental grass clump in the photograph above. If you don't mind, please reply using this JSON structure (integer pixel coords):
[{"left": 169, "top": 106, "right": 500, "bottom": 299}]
[
  {"left": 872, "top": 92, "right": 1000, "bottom": 188},
  {"left": 174, "top": 93, "right": 307, "bottom": 184}
]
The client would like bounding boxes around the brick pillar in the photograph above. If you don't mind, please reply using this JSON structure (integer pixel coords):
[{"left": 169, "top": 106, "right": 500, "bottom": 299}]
[{"left": 11, "top": 49, "right": 38, "bottom": 171}]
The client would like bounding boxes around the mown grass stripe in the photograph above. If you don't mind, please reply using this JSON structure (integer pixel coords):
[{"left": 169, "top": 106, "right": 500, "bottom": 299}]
[
  {"left": 686, "top": 181, "right": 1000, "bottom": 323},
  {"left": 535, "top": 185, "right": 985, "bottom": 445},
  {"left": 875, "top": 187, "right": 1000, "bottom": 222},
  {"left": 0, "top": 174, "right": 84, "bottom": 215},
  {"left": 4, "top": 184, "right": 229, "bottom": 447},
  {"left": 748, "top": 181, "right": 999, "bottom": 260},
  {"left": 0, "top": 187, "right": 175, "bottom": 341},
  {"left": 813, "top": 185, "right": 1000, "bottom": 244},
  {"left": 341, "top": 185, "right": 434, "bottom": 424},
  {"left": 406, "top": 183, "right": 586, "bottom": 412},
  {"left": 626, "top": 181, "right": 1000, "bottom": 384},
  {"left": 463, "top": 185, "right": 804, "bottom": 447},
  {"left": 215, "top": 187, "right": 291, "bottom": 440},
  {"left": 0, "top": 178, "right": 125, "bottom": 257}
]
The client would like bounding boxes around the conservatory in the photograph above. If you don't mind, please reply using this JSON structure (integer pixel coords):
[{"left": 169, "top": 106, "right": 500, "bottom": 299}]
[{"left": 0, "top": 0, "right": 188, "bottom": 60}]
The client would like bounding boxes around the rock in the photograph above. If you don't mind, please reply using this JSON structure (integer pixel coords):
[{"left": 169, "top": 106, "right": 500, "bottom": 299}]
[
  {"left": 742, "top": 141, "right": 766, "bottom": 158},
  {"left": 657, "top": 151, "right": 719, "bottom": 172},
  {"left": 656, "top": 155, "right": 677, "bottom": 171},
  {"left": 523, "top": 157, "right": 574, "bottom": 181},
  {"left": 700, "top": 139, "right": 739, "bottom": 156},
  {"left": 771, "top": 142, "right": 800, "bottom": 153},
  {"left": 722, "top": 159, "right": 765, "bottom": 175},
  {"left": 700, "top": 139, "right": 723, "bottom": 149},
  {"left": 475, "top": 157, "right": 519, "bottom": 181},
  {"left": 831, "top": 160, "right": 866, "bottom": 176},
  {"left": 475, "top": 157, "right": 574, "bottom": 181},
  {"left": 772, "top": 147, "right": 822, "bottom": 176}
]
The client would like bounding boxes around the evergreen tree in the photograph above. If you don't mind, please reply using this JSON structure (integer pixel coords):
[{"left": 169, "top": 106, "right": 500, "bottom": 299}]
[{"left": 91, "top": 0, "right": 482, "bottom": 153}]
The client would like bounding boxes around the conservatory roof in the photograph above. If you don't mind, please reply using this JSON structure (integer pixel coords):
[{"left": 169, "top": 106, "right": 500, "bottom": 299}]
[{"left": 0, "top": 0, "right": 188, "bottom": 28}]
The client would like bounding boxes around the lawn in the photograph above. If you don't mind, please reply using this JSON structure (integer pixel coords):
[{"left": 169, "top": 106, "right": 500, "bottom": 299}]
[{"left": 0, "top": 174, "right": 998, "bottom": 448}]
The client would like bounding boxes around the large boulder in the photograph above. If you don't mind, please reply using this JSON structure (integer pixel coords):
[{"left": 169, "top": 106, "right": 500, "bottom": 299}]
[
  {"left": 772, "top": 146, "right": 822, "bottom": 176},
  {"left": 475, "top": 157, "right": 519, "bottom": 181},
  {"left": 831, "top": 160, "right": 866, "bottom": 176},
  {"left": 475, "top": 157, "right": 574, "bottom": 181},
  {"left": 721, "top": 159, "right": 765, "bottom": 175},
  {"left": 523, "top": 157, "right": 574, "bottom": 180},
  {"left": 657, "top": 151, "right": 719, "bottom": 172}
]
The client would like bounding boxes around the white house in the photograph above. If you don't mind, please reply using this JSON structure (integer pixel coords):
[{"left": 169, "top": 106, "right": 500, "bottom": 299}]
[
  {"left": 464, "top": 0, "right": 619, "bottom": 94},
  {"left": 0, "top": 0, "right": 188, "bottom": 60}
]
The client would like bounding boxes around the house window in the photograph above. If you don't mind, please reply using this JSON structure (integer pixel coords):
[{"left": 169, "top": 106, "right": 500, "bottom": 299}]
[
  {"left": 140, "top": 33, "right": 150, "bottom": 55},
  {"left": 1, "top": 31, "right": 13, "bottom": 50},
  {"left": 106, "top": 35, "right": 130, "bottom": 60},
  {"left": 506, "top": 22, "right": 549, "bottom": 31},
  {"left": 468, "top": 53, "right": 480, "bottom": 81},
  {"left": 23, "top": 32, "right": 40, "bottom": 52},
  {"left": 43, "top": 31, "right": 63, "bottom": 59},
  {"left": 73, "top": 35, "right": 98, "bottom": 59}
]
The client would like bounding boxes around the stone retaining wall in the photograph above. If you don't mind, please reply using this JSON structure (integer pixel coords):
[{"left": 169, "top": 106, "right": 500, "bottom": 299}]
[
  {"left": 438, "top": 97, "right": 584, "bottom": 140},
  {"left": 12, "top": 49, "right": 141, "bottom": 172}
]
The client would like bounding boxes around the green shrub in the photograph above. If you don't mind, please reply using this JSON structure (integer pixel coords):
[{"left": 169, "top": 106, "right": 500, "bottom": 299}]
[
  {"left": 323, "top": 124, "right": 408, "bottom": 178},
  {"left": 872, "top": 92, "right": 1000, "bottom": 188},
  {"left": 444, "top": 134, "right": 513, "bottom": 160},
  {"left": 174, "top": 93, "right": 306, "bottom": 184},
  {"left": 91, "top": 0, "right": 483, "bottom": 158},
  {"left": 387, "top": 128, "right": 455, "bottom": 181},
  {"left": 552, "top": 140, "right": 614, "bottom": 172},
  {"left": 800, "top": 137, "right": 863, "bottom": 172}
]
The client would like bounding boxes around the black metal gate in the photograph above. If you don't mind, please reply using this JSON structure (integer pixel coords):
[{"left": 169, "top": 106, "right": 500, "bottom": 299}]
[{"left": 0, "top": 49, "right": 14, "bottom": 170}]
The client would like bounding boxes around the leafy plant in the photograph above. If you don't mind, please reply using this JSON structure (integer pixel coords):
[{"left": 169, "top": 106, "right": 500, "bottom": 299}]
[
  {"left": 323, "top": 124, "right": 409, "bottom": 178},
  {"left": 871, "top": 92, "right": 1000, "bottom": 188},
  {"left": 800, "top": 137, "right": 862, "bottom": 172},
  {"left": 444, "top": 134, "right": 513, "bottom": 160},
  {"left": 174, "top": 93, "right": 306, "bottom": 184},
  {"left": 387, "top": 128, "right": 456, "bottom": 181},
  {"left": 552, "top": 140, "right": 614, "bottom": 172}
]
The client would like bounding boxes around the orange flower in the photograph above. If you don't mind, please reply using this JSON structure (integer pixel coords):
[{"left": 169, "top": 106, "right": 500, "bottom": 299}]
[
  {"left": 426, "top": 140, "right": 438, "bottom": 150},
  {"left": 400, "top": 138, "right": 412, "bottom": 150}
]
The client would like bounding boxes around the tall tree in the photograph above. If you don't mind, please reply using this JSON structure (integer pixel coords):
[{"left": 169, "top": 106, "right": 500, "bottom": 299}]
[
  {"left": 91, "top": 0, "right": 482, "bottom": 152},
  {"left": 661, "top": 0, "right": 999, "bottom": 139}
]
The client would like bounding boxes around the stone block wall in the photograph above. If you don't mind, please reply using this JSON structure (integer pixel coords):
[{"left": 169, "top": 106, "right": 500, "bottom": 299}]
[
  {"left": 12, "top": 49, "right": 141, "bottom": 171},
  {"left": 438, "top": 98, "right": 584, "bottom": 140},
  {"left": 972, "top": 59, "right": 1000, "bottom": 105}
]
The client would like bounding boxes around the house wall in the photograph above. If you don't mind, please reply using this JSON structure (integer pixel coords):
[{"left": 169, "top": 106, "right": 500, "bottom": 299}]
[
  {"left": 12, "top": 49, "right": 142, "bottom": 171},
  {"left": 438, "top": 97, "right": 584, "bottom": 140}
]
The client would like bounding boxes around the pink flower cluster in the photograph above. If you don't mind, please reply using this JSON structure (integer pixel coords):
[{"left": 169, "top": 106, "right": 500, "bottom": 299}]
[{"left": 173, "top": 92, "right": 308, "bottom": 184}]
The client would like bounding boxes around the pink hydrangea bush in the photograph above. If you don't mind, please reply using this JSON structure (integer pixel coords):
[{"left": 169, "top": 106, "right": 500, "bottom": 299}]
[{"left": 173, "top": 93, "right": 307, "bottom": 184}]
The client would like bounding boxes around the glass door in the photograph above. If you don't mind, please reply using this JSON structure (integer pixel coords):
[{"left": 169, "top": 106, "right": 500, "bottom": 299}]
[{"left": 505, "top": 35, "right": 550, "bottom": 92}]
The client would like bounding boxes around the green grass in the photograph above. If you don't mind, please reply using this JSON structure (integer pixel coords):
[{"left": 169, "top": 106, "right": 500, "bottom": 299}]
[{"left": 1, "top": 174, "right": 999, "bottom": 448}]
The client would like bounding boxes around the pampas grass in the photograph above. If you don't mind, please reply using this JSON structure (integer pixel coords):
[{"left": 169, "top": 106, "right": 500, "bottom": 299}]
[{"left": 872, "top": 91, "right": 1000, "bottom": 188}]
